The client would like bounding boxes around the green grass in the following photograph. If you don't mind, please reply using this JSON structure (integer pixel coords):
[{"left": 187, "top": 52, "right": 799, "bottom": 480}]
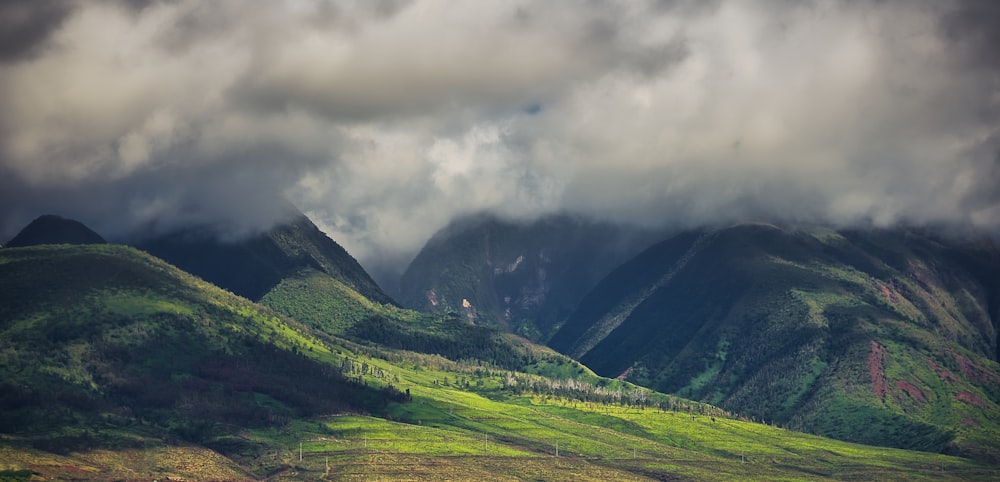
[
  {"left": 220, "top": 338, "right": 997, "bottom": 480},
  {"left": 226, "top": 374, "right": 999, "bottom": 480},
  {"left": 546, "top": 225, "right": 1000, "bottom": 461},
  {"left": 2, "top": 243, "right": 999, "bottom": 480}
]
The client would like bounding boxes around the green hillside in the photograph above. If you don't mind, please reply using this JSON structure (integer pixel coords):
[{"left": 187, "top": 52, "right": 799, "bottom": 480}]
[
  {"left": 259, "top": 267, "right": 554, "bottom": 370},
  {"left": 135, "top": 213, "right": 394, "bottom": 304},
  {"left": 549, "top": 224, "right": 1000, "bottom": 461},
  {"left": 0, "top": 244, "right": 406, "bottom": 477},
  {"left": 2, "top": 243, "right": 998, "bottom": 480},
  {"left": 397, "top": 213, "right": 661, "bottom": 340}
]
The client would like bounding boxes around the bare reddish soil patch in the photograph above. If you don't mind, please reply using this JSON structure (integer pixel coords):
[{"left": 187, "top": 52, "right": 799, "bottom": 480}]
[
  {"left": 894, "top": 380, "right": 925, "bottom": 403},
  {"left": 875, "top": 283, "right": 897, "bottom": 305},
  {"left": 925, "top": 358, "right": 955, "bottom": 384},
  {"left": 950, "top": 351, "right": 1000, "bottom": 385},
  {"left": 869, "top": 341, "right": 887, "bottom": 400},
  {"left": 961, "top": 418, "right": 980, "bottom": 428},
  {"left": 955, "top": 391, "right": 991, "bottom": 408}
]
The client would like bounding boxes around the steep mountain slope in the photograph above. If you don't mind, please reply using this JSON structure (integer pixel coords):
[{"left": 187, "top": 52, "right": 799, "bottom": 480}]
[
  {"left": 135, "top": 213, "right": 393, "bottom": 304},
  {"left": 397, "top": 213, "right": 662, "bottom": 340},
  {"left": 4, "top": 214, "right": 106, "bottom": 247},
  {"left": 0, "top": 245, "right": 403, "bottom": 465},
  {"left": 2, "top": 241, "right": 998, "bottom": 480},
  {"left": 549, "top": 224, "right": 1000, "bottom": 460},
  {"left": 259, "top": 267, "right": 560, "bottom": 370}
]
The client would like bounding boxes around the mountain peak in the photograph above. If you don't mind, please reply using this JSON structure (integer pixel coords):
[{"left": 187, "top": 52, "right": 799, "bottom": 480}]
[
  {"left": 135, "top": 211, "right": 395, "bottom": 305},
  {"left": 4, "top": 214, "right": 106, "bottom": 248}
]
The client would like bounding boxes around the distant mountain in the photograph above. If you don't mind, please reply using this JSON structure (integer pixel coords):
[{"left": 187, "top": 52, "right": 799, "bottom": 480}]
[
  {"left": 7, "top": 246, "right": 991, "bottom": 481},
  {"left": 135, "top": 212, "right": 394, "bottom": 305},
  {"left": 396, "top": 213, "right": 663, "bottom": 340},
  {"left": 0, "top": 244, "right": 403, "bottom": 457},
  {"left": 4, "top": 214, "right": 106, "bottom": 247},
  {"left": 548, "top": 223, "right": 1000, "bottom": 460}
]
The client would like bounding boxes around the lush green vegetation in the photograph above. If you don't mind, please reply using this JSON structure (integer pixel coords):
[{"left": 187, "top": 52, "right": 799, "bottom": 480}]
[
  {"left": 2, "top": 242, "right": 999, "bottom": 480},
  {"left": 0, "top": 245, "right": 403, "bottom": 455},
  {"left": 260, "top": 268, "right": 397, "bottom": 335},
  {"left": 136, "top": 212, "right": 393, "bottom": 304},
  {"left": 550, "top": 224, "right": 1000, "bottom": 460},
  {"left": 260, "top": 267, "right": 546, "bottom": 370}
]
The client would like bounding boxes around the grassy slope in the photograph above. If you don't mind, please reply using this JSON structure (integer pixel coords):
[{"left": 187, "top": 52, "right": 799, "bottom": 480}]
[
  {"left": 260, "top": 267, "right": 569, "bottom": 371},
  {"left": 2, "top": 244, "right": 998, "bottom": 480},
  {"left": 550, "top": 225, "right": 1000, "bottom": 460},
  {"left": 175, "top": 346, "right": 998, "bottom": 481},
  {"left": 135, "top": 214, "right": 394, "bottom": 304},
  {"left": 0, "top": 244, "right": 403, "bottom": 479}
]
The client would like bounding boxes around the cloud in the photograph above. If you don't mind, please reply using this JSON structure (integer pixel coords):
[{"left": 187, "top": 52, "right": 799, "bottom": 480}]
[
  {"left": 1, "top": 0, "right": 998, "bottom": 276},
  {"left": 0, "top": 0, "right": 76, "bottom": 62}
]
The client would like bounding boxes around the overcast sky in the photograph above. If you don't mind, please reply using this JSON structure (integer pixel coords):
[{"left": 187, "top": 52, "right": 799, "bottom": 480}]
[{"left": 2, "top": 0, "right": 998, "bottom": 274}]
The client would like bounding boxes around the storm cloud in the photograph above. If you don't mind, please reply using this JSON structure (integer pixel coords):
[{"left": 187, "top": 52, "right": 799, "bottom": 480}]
[{"left": 2, "top": 0, "right": 998, "bottom": 276}]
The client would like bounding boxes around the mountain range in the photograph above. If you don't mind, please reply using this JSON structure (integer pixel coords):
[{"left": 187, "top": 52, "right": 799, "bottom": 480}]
[
  {"left": 2, "top": 212, "right": 999, "bottom": 479},
  {"left": 396, "top": 213, "right": 664, "bottom": 340},
  {"left": 402, "top": 219, "right": 1000, "bottom": 461}
]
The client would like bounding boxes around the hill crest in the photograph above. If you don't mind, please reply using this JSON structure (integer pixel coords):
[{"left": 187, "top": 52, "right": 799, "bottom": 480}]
[
  {"left": 135, "top": 212, "right": 395, "bottom": 305},
  {"left": 4, "top": 214, "right": 106, "bottom": 247},
  {"left": 548, "top": 223, "right": 1000, "bottom": 460}
]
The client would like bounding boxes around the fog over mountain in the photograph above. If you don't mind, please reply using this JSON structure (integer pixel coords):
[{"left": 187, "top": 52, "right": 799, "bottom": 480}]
[{"left": 2, "top": 0, "right": 998, "bottom": 276}]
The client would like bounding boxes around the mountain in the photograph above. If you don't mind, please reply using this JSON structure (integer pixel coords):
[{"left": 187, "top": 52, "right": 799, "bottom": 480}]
[
  {"left": 3, "top": 244, "right": 996, "bottom": 480},
  {"left": 0, "top": 244, "right": 406, "bottom": 473},
  {"left": 548, "top": 223, "right": 1000, "bottom": 460},
  {"left": 134, "top": 212, "right": 394, "bottom": 304},
  {"left": 396, "top": 213, "right": 663, "bottom": 340},
  {"left": 4, "top": 214, "right": 106, "bottom": 247}
]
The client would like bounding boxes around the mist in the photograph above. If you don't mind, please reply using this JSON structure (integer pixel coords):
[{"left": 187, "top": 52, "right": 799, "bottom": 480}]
[{"left": 2, "top": 0, "right": 998, "bottom": 277}]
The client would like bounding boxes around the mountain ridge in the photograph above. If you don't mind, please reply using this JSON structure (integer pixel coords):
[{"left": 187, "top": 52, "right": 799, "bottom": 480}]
[
  {"left": 4, "top": 214, "right": 106, "bottom": 247},
  {"left": 0, "top": 244, "right": 405, "bottom": 459},
  {"left": 134, "top": 212, "right": 395, "bottom": 305},
  {"left": 397, "top": 212, "right": 665, "bottom": 340},
  {"left": 548, "top": 223, "right": 1000, "bottom": 460},
  {"left": 2, "top": 217, "right": 1000, "bottom": 478}
]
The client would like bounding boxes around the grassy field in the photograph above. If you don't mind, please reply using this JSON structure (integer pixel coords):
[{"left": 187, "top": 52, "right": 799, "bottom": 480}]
[
  {"left": 5, "top": 327, "right": 997, "bottom": 480},
  {"left": 218, "top": 344, "right": 999, "bottom": 481},
  {"left": 547, "top": 225, "right": 1000, "bottom": 458},
  {"left": 2, "top": 244, "right": 999, "bottom": 480}
]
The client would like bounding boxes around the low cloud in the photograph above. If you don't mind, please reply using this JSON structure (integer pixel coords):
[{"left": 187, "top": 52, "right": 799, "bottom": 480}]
[{"left": 2, "top": 0, "right": 998, "bottom": 276}]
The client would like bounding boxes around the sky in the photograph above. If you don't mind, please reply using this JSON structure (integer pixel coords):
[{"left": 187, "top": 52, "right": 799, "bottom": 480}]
[{"left": 1, "top": 0, "right": 998, "bottom": 277}]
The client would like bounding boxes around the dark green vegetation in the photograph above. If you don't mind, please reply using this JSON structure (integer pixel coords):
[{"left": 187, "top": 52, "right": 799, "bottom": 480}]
[
  {"left": 1, "top": 245, "right": 997, "bottom": 480},
  {"left": 4, "top": 214, "right": 106, "bottom": 248},
  {"left": 260, "top": 267, "right": 548, "bottom": 370},
  {"left": 135, "top": 212, "right": 393, "bottom": 304},
  {"left": 397, "top": 213, "right": 663, "bottom": 340},
  {"left": 0, "top": 245, "right": 404, "bottom": 452},
  {"left": 549, "top": 223, "right": 1000, "bottom": 461}
]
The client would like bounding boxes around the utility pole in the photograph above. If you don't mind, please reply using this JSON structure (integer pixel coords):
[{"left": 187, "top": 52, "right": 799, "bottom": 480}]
[
  {"left": 555, "top": 442, "right": 559, "bottom": 457},
  {"left": 299, "top": 442, "right": 303, "bottom": 461}
]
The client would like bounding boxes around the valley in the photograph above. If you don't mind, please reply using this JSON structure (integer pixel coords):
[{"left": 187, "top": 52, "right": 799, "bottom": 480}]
[
  {"left": 5, "top": 2, "right": 999, "bottom": 480},
  {"left": 0, "top": 215, "right": 998, "bottom": 480}
]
